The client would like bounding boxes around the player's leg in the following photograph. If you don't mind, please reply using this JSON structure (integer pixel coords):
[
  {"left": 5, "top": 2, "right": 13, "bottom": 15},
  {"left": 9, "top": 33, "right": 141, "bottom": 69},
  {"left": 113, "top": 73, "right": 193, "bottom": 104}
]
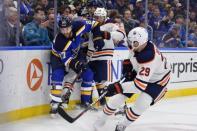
[
  {"left": 62, "top": 69, "right": 78, "bottom": 103},
  {"left": 94, "top": 94, "right": 127, "bottom": 130},
  {"left": 50, "top": 55, "right": 65, "bottom": 115},
  {"left": 115, "top": 92, "right": 153, "bottom": 131},
  {"left": 94, "top": 60, "right": 111, "bottom": 106},
  {"left": 80, "top": 68, "right": 94, "bottom": 107},
  {"left": 115, "top": 83, "right": 168, "bottom": 131}
]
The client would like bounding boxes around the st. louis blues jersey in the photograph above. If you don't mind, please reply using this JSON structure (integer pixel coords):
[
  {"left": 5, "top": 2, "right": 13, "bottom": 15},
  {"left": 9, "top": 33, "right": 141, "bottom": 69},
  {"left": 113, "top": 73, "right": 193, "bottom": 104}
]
[
  {"left": 51, "top": 19, "right": 100, "bottom": 66},
  {"left": 129, "top": 41, "right": 171, "bottom": 91}
]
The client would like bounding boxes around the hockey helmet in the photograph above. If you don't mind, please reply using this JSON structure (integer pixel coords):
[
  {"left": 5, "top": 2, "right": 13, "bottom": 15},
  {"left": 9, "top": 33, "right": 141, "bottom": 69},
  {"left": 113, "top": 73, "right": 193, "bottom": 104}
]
[
  {"left": 94, "top": 7, "right": 107, "bottom": 17},
  {"left": 58, "top": 16, "right": 72, "bottom": 28},
  {"left": 127, "top": 27, "right": 148, "bottom": 48}
]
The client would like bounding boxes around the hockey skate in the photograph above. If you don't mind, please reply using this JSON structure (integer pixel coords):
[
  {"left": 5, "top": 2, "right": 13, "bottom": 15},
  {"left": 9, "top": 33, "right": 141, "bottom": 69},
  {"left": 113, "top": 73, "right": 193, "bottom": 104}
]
[
  {"left": 50, "top": 102, "right": 59, "bottom": 118},
  {"left": 50, "top": 102, "right": 67, "bottom": 118},
  {"left": 80, "top": 102, "right": 98, "bottom": 111},
  {"left": 115, "top": 124, "right": 126, "bottom": 131}
]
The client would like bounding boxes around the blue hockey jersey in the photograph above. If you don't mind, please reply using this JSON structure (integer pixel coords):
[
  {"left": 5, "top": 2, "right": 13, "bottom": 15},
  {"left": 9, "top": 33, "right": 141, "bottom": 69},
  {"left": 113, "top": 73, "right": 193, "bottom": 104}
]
[{"left": 51, "top": 19, "right": 101, "bottom": 66}]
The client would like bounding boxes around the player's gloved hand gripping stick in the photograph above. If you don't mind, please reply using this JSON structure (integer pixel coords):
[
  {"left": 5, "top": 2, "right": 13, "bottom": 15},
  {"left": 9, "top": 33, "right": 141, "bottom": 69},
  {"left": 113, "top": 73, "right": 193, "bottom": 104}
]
[{"left": 57, "top": 75, "right": 126, "bottom": 123}]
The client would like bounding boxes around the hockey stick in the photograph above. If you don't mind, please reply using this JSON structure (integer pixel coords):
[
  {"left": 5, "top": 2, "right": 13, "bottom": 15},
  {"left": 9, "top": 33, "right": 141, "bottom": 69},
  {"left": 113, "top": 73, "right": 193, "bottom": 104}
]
[
  {"left": 58, "top": 75, "right": 126, "bottom": 123},
  {"left": 58, "top": 90, "right": 108, "bottom": 123}
]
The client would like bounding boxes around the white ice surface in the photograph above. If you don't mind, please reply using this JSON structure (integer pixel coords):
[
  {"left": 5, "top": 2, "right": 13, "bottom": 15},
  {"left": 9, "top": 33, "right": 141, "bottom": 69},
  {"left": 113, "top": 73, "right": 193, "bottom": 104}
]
[{"left": 1, "top": 96, "right": 197, "bottom": 131}]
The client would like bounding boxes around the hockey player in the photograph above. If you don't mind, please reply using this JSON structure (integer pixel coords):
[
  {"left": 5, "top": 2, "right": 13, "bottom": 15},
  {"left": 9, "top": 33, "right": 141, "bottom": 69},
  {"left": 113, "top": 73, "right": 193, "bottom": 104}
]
[
  {"left": 78, "top": 7, "right": 127, "bottom": 107},
  {"left": 85, "top": 7, "right": 126, "bottom": 106},
  {"left": 93, "top": 27, "right": 171, "bottom": 131},
  {"left": 50, "top": 16, "right": 104, "bottom": 115}
]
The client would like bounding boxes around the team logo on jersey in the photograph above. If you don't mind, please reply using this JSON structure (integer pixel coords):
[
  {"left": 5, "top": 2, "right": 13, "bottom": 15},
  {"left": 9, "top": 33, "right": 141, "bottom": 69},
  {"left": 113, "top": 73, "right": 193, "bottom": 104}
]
[{"left": 26, "top": 59, "right": 43, "bottom": 91}]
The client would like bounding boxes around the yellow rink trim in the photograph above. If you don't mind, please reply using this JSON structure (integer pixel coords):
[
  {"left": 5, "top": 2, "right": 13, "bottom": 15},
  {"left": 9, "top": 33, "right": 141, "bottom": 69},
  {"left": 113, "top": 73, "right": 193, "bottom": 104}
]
[
  {"left": 0, "top": 87, "right": 197, "bottom": 124},
  {"left": 126, "top": 87, "right": 197, "bottom": 103},
  {"left": 0, "top": 101, "right": 80, "bottom": 124}
]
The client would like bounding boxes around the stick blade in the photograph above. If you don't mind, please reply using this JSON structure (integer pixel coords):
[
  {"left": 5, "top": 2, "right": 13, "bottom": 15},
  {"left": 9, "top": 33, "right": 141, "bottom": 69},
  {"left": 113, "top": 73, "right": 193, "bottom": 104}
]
[{"left": 57, "top": 107, "right": 75, "bottom": 123}]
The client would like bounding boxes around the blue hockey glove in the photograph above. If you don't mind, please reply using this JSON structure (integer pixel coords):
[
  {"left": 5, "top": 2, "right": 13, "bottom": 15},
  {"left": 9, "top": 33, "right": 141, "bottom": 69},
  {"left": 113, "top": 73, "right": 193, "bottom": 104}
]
[
  {"left": 69, "top": 58, "right": 87, "bottom": 73},
  {"left": 93, "top": 38, "right": 105, "bottom": 51}
]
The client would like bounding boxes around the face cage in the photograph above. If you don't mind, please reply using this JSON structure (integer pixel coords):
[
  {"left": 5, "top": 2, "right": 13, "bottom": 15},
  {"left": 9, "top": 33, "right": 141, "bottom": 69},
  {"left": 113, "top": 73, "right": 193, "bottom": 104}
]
[{"left": 127, "top": 39, "right": 140, "bottom": 49}]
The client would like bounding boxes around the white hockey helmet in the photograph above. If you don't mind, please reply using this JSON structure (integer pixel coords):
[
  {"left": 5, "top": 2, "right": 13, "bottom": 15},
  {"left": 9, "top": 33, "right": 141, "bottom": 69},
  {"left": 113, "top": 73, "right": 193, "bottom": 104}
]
[
  {"left": 94, "top": 7, "right": 107, "bottom": 17},
  {"left": 127, "top": 27, "right": 148, "bottom": 48}
]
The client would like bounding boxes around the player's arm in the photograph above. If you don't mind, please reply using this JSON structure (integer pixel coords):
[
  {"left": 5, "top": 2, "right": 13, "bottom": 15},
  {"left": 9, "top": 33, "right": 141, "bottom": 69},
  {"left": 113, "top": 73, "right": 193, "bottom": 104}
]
[
  {"left": 72, "top": 19, "right": 93, "bottom": 37},
  {"left": 91, "top": 21, "right": 111, "bottom": 50},
  {"left": 122, "top": 59, "right": 137, "bottom": 82},
  {"left": 58, "top": 48, "right": 86, "bottom": 74}
]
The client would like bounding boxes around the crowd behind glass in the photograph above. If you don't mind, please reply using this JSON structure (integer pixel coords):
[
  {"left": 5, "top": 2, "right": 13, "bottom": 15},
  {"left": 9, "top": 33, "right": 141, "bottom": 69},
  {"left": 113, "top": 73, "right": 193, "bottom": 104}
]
[{"left": 0, "top": 0, "right": 196, "bottom": 48}]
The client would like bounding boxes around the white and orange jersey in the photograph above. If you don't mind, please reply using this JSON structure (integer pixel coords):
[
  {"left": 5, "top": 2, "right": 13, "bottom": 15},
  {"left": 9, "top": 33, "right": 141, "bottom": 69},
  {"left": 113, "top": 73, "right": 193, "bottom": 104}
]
[
  {"left": 87, "top": 31, "right": 115, "bottom": 61},
  {"left": 129, "top": 41, "right": 171, "bottom": 91}
]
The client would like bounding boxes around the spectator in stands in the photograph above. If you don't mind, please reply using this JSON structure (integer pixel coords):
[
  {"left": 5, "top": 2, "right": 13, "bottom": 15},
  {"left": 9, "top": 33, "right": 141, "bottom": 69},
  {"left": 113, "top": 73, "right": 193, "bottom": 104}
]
[
  {"left": 189, "top": 22, "right": 197, "bottom": 35},
  {"left": 173, "top": 2, "right": 185, "bottom": 18},
  {"left": 149, "top": 7, "right": 162, "bottom": 31},
  {"left": 122, "top": 9, "right": 139, "bottom": 35},
  {"left": 188, "top": 25, "right": 197, "bottom": 47},
  {"left": 139, "top": 17, "right": 153, "bottom": 42},
  {"left": 147, "top": 2, "right": 155, "bottom": 20},
  {"left": 189, "top": 10, "right": 197, "bottom": 23},
  {"left": 20, "top": 0, "right": 34, "bottom": 25},
  {"left": 69, "top": 4, "right": 78, "bottom": 19},
  {"left": 0, "top": 7, "right": 23, "bottom": 46},
  {"left": 159, "top": 9, "right": 175, "bottom": 32},
  {"left": 158, "top": 0, "right": 171, "bottom": 17},
  {"left": 132, "top": 0, "right": 144, "bottom": 20},
  {"left": 0, "top": 0, "right": 4, "bottom": 21},
  {"left": 149, "top": 7, "right": 163, "bottom": 45},
  {"left": 73, "top": 1, "right": 82, "bottom": 16},
  {"left": 161, "top": 24, "right": 183, "bottom": 48},
  {"left": 86, "top": 1, "right": 97, "bottom": 18},
  {"left": 60, "top": 5, "right": 73, "bottom": 19},
  {"left": 22, "top": 8, "right": 51, "bottom": 46},
  {"left": 41, "top": 13, "right": 56, "bottom": 42},
  {"left": 174, "top": 15, "right": 186, "bottom": 45},
  {"left": 106, "top": 0, "right": 114, "bottom": 9},
  {"left": 3, "top": 0, "right": 15, "bottom": 8},
  {"left": 37, "top": 0, "right": 53, "bottom": 14},
  {"left": 154, "top": 9, "right": 175, "bottom": 46},
  {"left": 113, "top": 0, "right": 128, "bottom": 15}
]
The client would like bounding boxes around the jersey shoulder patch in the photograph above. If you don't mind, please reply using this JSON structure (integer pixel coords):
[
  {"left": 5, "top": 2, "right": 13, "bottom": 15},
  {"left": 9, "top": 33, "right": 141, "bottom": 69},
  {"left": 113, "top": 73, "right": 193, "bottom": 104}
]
[{"left": 135, "top": 42, "right": 155, "bottom": 64}]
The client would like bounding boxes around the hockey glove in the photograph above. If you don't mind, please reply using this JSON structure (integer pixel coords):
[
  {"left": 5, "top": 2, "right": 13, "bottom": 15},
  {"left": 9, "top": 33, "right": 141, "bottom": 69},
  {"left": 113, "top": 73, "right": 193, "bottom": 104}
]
[
  {"left": 69, "top": 58, "right": 87, "bottom": 73},
  {"left": 122, "top": 59, "right": 137, "bottom": 81},
  {"left": 106, "top": 82, "right": 123, "bottom": 97},
  {"left": 61, "top": 88, "right": 72, "bottom": 104},
  {"left": 93, "top": 37, "right": 105, "bottom": 51}
]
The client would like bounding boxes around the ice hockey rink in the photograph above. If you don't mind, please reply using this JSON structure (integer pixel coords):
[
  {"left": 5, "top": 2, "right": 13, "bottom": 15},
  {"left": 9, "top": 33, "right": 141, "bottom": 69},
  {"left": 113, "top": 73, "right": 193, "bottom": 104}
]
[{"left": 0, "top": 96, "right": 197, "bottom": 131}]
